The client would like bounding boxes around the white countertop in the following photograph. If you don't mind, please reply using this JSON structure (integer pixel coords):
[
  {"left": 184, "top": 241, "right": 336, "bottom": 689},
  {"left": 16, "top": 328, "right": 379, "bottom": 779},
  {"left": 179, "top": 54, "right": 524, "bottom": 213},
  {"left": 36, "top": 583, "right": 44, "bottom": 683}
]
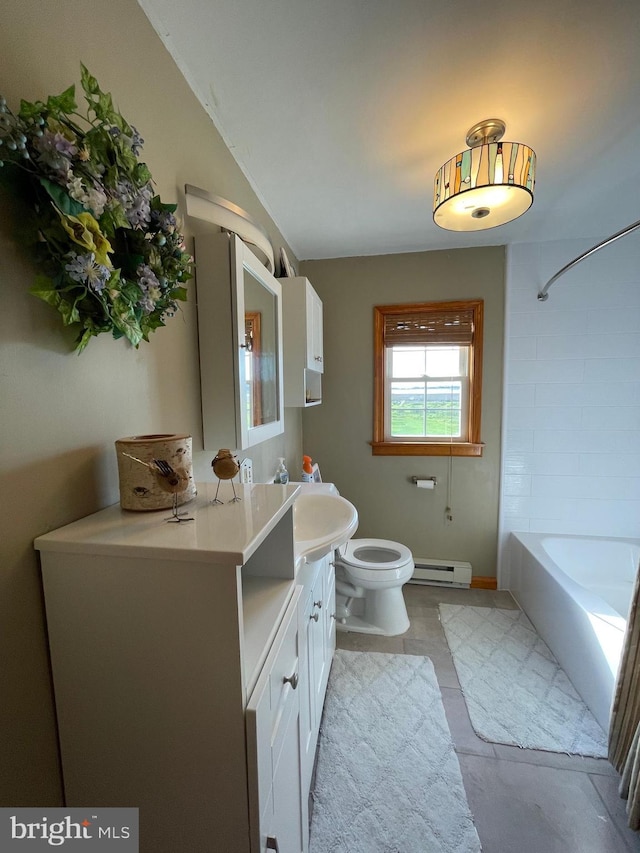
[{"left": 34, "top": 482, "right": 300, "bottom": 565}]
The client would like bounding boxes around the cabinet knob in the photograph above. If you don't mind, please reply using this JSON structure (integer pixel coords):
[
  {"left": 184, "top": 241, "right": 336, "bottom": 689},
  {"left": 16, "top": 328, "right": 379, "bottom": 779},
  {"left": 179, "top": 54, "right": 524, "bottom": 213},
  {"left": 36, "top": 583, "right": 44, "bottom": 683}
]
[
  {"left": 314, "top": 600, "right": 323, "bottom": 609},
  {"left": 266, "top": 837, "right": 279, "bottom": 851},
  {"left": 315, "top": 355, "right": 323, "bottom": 362},
  {"left": 283, "top": 671, "right": 298, "bottom": 690},
  {"left": 310, "top": 612, "right": 319, "bottom": 622}
]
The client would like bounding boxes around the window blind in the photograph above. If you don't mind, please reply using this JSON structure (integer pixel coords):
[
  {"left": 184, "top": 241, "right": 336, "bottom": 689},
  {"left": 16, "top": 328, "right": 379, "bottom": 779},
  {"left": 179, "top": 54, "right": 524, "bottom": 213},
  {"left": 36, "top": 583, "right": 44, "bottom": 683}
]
[{"left": 383, "top": 308, "right": 474, "bottom": 346}]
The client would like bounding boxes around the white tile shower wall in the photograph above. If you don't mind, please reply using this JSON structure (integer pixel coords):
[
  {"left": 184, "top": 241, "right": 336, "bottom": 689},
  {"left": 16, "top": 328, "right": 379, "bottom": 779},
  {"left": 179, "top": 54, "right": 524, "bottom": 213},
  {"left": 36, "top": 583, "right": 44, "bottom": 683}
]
[{"left": 498, "top": 236, "right": 640, "bottom": 585}]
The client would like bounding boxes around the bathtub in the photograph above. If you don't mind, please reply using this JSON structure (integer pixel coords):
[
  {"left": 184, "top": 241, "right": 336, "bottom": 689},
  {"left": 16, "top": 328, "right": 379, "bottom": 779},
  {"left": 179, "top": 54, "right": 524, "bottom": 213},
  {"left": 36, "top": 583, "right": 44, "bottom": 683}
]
[{"left": 508, "top": 532, "right": 640, "bottom": 732}]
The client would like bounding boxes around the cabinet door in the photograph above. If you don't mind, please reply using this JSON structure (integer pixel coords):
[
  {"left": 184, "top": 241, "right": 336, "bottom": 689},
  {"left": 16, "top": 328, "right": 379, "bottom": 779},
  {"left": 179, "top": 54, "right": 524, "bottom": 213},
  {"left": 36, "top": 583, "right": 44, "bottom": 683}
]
[
  {"left": 305, "top": 284, "right": 324, "bottom": 374},
  {"left": 299, "top": 583, "right": 315, "bottom": 795},
  {"left": 300, "top": 566, "right": 324, "bottom": 795},
  {"left": 247, "top": 588, "right": 305, "bottom": 853},
  {"left": 268, "top": 690, "right": 304, "bottom": 853},
  {"left": 310, "top": 570, "right": 327, "bottom": 727},
  {"left": 324, "top": 558, "right": 337, "bottom": 666},
  {"left": 299, "top": 555, "right": 337, "bottom": 799},
  {"left": 314, "top": 555, "right": 335, "bottom": 710}
]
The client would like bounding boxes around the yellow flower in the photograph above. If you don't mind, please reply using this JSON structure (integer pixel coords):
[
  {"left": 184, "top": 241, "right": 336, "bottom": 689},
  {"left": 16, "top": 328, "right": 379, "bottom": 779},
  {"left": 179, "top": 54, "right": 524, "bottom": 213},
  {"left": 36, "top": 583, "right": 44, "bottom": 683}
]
[{"left": 60, "top": 212, "right": 113, "bottom": 267}]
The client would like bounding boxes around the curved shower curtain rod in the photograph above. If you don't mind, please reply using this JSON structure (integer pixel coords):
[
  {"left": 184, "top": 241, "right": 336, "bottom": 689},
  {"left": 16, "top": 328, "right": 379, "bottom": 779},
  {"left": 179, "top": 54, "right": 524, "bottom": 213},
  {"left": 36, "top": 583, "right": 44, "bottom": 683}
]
[{"left": 537, "top": 218, "right": 640, "bottom": 302}]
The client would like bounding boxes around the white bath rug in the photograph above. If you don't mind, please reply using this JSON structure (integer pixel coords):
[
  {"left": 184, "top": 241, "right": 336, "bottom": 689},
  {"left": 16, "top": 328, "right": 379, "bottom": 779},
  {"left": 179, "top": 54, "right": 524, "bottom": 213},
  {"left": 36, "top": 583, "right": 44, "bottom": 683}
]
[
  {"left": 439, "top": 604, "right": 608, "bottom": 757},
  {"left": 309, "top": 649, "right": 481, "bottom": 853}
]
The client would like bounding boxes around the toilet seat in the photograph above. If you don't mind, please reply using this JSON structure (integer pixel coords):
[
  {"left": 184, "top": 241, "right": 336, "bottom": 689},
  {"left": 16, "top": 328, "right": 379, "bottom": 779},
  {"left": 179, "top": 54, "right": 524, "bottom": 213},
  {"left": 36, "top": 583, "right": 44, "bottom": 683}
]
[{"left": 339, "top": 538, "right": 413, "bottom": 571}]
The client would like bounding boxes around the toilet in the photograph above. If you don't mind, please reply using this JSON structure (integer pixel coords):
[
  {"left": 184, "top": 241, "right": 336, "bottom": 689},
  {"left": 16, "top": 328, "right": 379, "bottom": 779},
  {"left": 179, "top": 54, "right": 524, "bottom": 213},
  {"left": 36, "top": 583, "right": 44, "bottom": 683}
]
[{"left": 333, "top": 538, "right": 414, "bottom": 636}]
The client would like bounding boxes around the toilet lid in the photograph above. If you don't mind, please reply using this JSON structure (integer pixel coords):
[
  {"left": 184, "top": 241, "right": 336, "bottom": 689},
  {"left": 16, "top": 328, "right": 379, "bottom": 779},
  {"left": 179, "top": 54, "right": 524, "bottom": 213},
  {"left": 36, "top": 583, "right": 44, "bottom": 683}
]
[{"left": 339, "top": 538, "right": 413, "bottom": 571}]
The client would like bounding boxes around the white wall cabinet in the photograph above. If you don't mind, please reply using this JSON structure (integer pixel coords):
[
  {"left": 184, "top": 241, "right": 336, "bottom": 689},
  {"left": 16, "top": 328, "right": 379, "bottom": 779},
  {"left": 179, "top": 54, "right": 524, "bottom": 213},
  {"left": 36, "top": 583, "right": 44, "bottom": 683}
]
[
  {"left": 35, "top": 483, "right": 336, "bottom": 853},
  {"left": 195, "top": 232, "right": 285, "bottom": 450},
  {"left": 280, "top": 277, "right": 324, "bottom": 407}
]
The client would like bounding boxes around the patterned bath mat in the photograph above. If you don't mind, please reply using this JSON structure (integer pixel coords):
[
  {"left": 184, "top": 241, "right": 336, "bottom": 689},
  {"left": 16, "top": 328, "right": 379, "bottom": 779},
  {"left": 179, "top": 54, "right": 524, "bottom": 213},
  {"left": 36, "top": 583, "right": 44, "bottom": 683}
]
[
  {"left": 439, "top": 604, "right": 608, "bottom": 757},
  {"left": 309, "top": 649, "right": 481, "bottom": 853}
]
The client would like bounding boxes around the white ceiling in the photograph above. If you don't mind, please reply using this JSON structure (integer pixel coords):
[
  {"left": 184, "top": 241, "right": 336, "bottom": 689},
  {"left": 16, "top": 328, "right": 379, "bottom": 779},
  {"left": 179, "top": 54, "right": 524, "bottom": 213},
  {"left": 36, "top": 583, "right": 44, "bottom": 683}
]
[{"left": 139, "top": 0, "right": 640, "bottom": 260}]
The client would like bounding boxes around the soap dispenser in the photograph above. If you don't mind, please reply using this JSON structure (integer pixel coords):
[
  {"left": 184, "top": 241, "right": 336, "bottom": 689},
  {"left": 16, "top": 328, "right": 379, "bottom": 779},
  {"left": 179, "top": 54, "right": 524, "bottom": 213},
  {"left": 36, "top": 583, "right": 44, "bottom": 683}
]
[
  {"left": 275, "top": 458, "right": 289, "bottom": 484},
  {"left": 302, "top": 455, "right": 313, "bottom": 482}
]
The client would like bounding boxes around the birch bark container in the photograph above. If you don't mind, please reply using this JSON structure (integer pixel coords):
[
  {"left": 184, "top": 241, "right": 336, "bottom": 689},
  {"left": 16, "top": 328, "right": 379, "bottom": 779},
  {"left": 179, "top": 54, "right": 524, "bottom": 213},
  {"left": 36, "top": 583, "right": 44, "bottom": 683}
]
[{"left": 115, "top": 433, "right": 197, "bottom": 511}]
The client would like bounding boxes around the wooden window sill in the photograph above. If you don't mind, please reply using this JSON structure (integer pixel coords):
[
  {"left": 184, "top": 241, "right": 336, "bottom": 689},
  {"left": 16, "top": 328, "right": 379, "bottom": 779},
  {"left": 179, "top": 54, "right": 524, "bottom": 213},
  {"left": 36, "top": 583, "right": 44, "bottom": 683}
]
[{"left": 370, "top": 441, "right": 484, "bottom": 457}]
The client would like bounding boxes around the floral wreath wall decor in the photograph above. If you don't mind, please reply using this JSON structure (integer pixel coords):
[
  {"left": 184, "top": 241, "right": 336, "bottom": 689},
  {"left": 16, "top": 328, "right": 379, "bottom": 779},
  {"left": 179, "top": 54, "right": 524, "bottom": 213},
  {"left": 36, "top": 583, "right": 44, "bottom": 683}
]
[{"left": 0, "top": 65, "right": 192, "bottom": 352}]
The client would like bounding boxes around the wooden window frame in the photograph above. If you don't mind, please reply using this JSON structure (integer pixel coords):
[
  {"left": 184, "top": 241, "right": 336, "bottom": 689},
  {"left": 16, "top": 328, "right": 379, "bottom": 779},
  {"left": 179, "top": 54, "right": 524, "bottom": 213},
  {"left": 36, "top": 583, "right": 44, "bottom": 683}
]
[{"left": 371, "top": 299, "right": 484, "bottom": 457}]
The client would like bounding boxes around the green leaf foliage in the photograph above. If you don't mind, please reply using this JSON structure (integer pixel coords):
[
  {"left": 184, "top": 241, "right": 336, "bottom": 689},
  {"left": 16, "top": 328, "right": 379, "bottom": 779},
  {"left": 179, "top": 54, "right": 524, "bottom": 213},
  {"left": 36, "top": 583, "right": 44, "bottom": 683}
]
[
  {"left": 39, "top": 178, "right": 85, "bottom": 216},
  {"left": 0, "top": 64, "right": 193, "bottom": 353},
  {"left": 46, "top": 86, "right": 77, "bottom": 117},
  {"left": 30, "top": 275, "right": 62, "bottom": 307}
]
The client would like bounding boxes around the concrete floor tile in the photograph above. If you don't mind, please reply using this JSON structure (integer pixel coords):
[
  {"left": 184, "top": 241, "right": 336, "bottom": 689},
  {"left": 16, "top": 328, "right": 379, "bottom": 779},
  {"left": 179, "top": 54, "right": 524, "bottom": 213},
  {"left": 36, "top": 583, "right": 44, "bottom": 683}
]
[
  {"left": 459, "top": 753, "right": 634, "bottom": 853},
  {"left": 440, "top": 687, "right": 496, "bottom": 757},
  {"left": 404, "top": 584, "right": 476, "bottom": 606},
  {"left": 590, "top": 773, "right": 640, "bottom": 851},
  {"left": 402, "top": 637, "right": 444, "bottom": 655},
  {"left": 405, "top": 602, "right": 440, "bottom": 618},
  {"left": 335, "top": 631, "right": 405, "bottom": 654},
  {"left": 490, "top": 590, "right": 520, "bottom": 609},
  {"left": 464, "top": 589, "right": 503, "bottom": 607},
  {"left": 402, "top": 613, "right": 447, "bottom": 641}
]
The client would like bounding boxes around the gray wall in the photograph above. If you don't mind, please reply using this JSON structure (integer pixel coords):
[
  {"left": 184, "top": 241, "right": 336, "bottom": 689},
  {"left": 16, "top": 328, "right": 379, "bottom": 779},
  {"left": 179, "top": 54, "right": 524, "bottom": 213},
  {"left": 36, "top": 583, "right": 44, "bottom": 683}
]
[
  {"left": 0, "top": 0, "right": 301, "bottom": 805},
  {"left": 300, "top": 248, "right": 505, "bottom": 578}
]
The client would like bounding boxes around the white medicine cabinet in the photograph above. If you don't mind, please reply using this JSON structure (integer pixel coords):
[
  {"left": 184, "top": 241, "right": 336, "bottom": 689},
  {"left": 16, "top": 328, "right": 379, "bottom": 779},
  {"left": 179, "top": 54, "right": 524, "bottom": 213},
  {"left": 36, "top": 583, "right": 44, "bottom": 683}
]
[
  {"left": 280, "top": 277, "right": 324, "bottom": 407},
  {"left": 195, "top": 232, "right": 284, "bottom": 450}
]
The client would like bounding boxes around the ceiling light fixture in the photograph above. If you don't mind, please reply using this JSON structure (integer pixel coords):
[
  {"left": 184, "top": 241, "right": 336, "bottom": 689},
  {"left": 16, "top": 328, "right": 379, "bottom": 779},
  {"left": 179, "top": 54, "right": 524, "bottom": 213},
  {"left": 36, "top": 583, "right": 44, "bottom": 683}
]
[{"left": 433, "top": 119, "right": 536, "bottom": 232}]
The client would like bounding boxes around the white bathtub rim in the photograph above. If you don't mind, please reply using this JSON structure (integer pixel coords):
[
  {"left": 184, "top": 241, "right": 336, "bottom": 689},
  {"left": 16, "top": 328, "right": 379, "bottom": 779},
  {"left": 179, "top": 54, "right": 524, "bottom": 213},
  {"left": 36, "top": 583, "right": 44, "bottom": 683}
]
[{"left": 511, "top": 531, "right": 638, "bottom": 626}]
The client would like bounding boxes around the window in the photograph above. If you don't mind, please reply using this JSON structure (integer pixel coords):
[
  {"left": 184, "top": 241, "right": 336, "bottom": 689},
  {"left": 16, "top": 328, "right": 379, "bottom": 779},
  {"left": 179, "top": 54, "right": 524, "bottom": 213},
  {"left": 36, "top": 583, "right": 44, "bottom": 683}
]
[{"left": 372, "top": 300, "right": 484, "bottom": 456}]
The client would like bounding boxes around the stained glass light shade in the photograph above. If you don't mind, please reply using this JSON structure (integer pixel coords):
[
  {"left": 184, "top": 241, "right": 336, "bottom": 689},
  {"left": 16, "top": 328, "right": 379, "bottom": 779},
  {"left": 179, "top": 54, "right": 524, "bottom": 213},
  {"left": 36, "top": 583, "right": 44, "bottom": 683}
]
[{"left": 433, "top": 141, "right": 536, "bottom": 231}]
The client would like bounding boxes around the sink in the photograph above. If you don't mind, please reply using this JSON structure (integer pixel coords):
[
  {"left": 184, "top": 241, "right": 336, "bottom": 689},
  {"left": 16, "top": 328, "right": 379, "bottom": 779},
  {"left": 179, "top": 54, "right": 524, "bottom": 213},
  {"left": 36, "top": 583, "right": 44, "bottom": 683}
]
[{"left": 293, "top": 491, "right": 358, "bottom": 563}]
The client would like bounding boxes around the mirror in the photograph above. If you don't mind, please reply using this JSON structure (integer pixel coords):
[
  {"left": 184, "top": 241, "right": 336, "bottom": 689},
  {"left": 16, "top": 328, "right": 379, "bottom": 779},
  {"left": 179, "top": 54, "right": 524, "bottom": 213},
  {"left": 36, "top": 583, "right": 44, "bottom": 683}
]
[
  {"left": 233, "top": 237, "right": 284, "bottom": 449},
  {"left": 242, "top": 271, "right": 278, "bottom": 431}
]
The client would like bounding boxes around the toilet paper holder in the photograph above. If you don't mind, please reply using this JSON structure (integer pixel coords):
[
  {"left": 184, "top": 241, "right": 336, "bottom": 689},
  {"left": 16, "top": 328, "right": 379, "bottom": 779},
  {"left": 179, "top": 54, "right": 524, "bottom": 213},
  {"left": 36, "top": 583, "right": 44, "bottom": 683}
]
[{"left": 411, "top": 476, "right": 437, "bottom": 489}]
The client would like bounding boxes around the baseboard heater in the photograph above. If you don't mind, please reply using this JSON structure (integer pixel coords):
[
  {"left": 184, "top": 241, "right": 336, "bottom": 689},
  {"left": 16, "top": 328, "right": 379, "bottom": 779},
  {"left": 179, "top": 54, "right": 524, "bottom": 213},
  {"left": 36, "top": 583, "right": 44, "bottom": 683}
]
[{"left": 409, "top": 558, "right": 472, "bottom": 588}]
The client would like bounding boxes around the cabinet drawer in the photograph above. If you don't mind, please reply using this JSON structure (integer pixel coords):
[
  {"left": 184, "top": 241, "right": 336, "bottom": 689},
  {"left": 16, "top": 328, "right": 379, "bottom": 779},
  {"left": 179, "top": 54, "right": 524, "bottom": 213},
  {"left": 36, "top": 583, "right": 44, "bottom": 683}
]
[
  {"left": 246, "top": 586, "right": 302, "bottom": 851},
  {"left": 269, "top": 598, "right": 300, "bottom": 768}
]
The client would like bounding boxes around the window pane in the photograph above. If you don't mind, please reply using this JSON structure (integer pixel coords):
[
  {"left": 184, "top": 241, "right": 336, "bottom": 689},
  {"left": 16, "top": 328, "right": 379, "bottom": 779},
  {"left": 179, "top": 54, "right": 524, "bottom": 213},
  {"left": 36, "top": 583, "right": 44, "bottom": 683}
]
[
  {"left": 425, "top": 346, "right": 464, "bottom": 377},
  {"left": 425, "top": 406, "right": 461, "bottom": 436},
  {"left": 391, "top": 345, "right": 467, "bottom": 378},
  {"left": 389, "top": 380, "right": 463, "bottom": 438},
  {"left": 390, "top": 381, "right": 425, "bottom": 436},
  {"left": 427, "top": 382, "right": 462, "bottom": 437},
  {"left": 391, "top": 348, "right": 426, "bottom": 378}
]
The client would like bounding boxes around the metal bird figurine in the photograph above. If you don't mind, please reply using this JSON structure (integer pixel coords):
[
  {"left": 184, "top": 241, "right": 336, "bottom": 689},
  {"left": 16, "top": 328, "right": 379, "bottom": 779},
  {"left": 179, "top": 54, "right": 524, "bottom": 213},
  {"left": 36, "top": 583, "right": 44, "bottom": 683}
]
[
  {"left": 121, "top": 452, "right": 194, "bottom": 522},
  {"left": 211, "top": 449, "right": 241, "bottom": 505}
]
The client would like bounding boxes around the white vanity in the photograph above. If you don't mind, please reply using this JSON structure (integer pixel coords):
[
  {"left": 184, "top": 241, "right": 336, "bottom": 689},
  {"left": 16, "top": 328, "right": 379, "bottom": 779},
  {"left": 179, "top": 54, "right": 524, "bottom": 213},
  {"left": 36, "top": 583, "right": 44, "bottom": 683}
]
[{"left": 35, "top": 482, "right": 355, "bottom": 853}]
